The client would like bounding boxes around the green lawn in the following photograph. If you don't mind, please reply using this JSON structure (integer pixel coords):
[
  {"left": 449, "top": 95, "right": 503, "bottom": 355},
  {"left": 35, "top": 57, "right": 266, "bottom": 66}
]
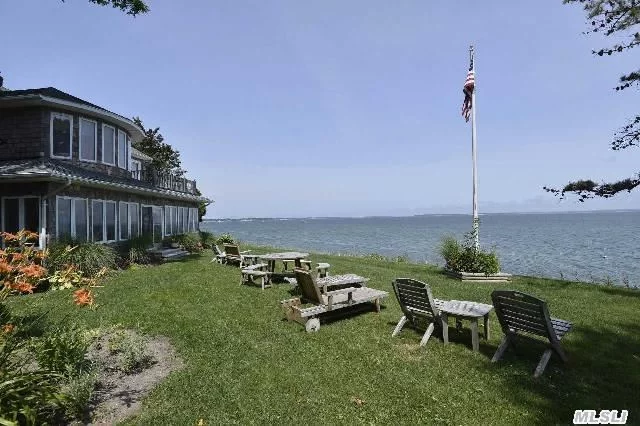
[{"left": 9, "top": 246, "right": 640, "bottom": 425}]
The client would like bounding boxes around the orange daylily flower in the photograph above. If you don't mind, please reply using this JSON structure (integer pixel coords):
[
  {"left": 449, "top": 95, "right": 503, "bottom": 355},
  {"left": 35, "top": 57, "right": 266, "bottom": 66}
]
[
  {"left": 0, "top": 262, "right": 13, "bottom": 274},
  {"left": 73, "top": 288, "right": 94, "bottom": 306},
  {"left": 10, "top": 252, "right": 24, "bottom": 262},
  {"left": 19, "top": 264, "right": 47, "bottom": 279},
  {"left": 1, "top": 323, "right": 15, "bottom": 334},
  {"left": 14, "top": 281, "right": 35, "bottom": 294}
]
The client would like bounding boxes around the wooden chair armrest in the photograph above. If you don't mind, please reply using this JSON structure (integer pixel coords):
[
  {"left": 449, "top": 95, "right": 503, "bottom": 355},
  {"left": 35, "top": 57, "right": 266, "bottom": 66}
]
[{"left": 240, "top": 250, "right": 251, "bottom": 254}]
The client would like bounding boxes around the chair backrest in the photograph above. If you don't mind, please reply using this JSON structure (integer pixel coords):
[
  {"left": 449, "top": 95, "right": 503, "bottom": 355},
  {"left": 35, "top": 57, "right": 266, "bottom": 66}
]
[
  {"left": 295, "top": 269, "right": 323, "bottom": 305},
  {"left": 224, "top": 244, "right": 241, "bottom": 258},
  {"left": 213, "top": 245, "right": 224, "bottom": 256},
  {"left": 491, "top": 290, "right": 556, "bottom": 341},
  {"left": 392, "top": 278, "right": 440, "bottom": 320}
]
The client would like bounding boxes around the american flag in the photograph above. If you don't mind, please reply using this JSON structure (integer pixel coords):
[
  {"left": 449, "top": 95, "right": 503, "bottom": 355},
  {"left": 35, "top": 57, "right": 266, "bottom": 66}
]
[{"left": 461, "top": 59, "right": 475, "bottom": 122}]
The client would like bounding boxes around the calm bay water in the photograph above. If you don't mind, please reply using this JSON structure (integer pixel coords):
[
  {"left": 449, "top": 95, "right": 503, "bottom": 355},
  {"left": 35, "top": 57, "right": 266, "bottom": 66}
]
[{"left": 201, "top": 211, "right": 640, "bottom": 287}]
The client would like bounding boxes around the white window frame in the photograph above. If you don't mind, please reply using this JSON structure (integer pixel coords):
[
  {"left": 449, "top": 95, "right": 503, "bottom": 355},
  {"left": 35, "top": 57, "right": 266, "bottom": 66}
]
[
  {"left": 131, "top": 159, "right": 142, "bottom": 180},
  {"left": 117, "top": 130, "right": 129, "bottom": 169},
  {"left": 141, "top": 204, "right": 164, "bottom": 240},
  {"left": 102, "top": 124, "right": 116, "bottom": 165},
  {"left": 79, "top": 117, "right": 98, "bottom": 162},
  {"left": 55, "top": 196, "right": 88, "bottom": 240},
  {"left": 119, "top": 201, "right": 140, "bottom": 240},
  {"left": 50, "top": 112, "right": 73, "bottom": 160},
  {"left": 91, "top": 200, "right": 117, "bottom": 243}
]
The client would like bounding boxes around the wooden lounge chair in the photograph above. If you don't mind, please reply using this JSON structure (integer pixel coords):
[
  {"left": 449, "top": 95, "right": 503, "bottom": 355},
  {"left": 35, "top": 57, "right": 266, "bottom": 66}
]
[
  {"left": 223, "top": 244, "right": 251, "bottom": 267},
  {"left": 391, "top": 278, "right": 446, "bottom": 347},
  {"left": 212, "top": 245, "right": 226, "bottom": 264},
  {"left": 491, "top": 290, "right": 573, "bottom": 378},
  {"left": 241, "top": 263, "right": 270, "bottom": 290},
  {"left": 281, "top": 269, "right": 388, "bottom": 332}
]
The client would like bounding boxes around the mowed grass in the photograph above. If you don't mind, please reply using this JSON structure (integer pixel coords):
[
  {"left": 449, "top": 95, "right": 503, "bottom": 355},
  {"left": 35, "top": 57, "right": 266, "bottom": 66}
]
[{"left": 8, "top": 246, "right": 640, "bottom": 425}]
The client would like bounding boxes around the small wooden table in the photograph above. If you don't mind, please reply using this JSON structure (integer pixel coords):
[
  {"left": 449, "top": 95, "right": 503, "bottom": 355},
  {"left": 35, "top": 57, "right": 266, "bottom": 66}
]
[
  {"left": 440, "top": 300, "right": 493, "bottom": 352},
  {"left": 316, "top": 274, "right": 368, "bottom": 293},
  {"left": 241, "top": 254, "right": 262, "bottom": 266},
  {"left": 259, "top": 252, "right": 309, "bottom": 277}
]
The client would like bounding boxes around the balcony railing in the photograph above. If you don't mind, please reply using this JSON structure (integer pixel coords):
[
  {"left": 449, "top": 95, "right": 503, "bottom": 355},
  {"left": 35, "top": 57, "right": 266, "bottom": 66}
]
[{"left": 131, "top": 169, "right": 198, "bottom": 195}]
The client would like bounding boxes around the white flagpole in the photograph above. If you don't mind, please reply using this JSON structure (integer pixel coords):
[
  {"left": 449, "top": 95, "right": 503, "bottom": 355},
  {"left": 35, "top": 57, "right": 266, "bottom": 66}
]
[{"left": 470, "top": 45, "right": 479, "bottom": 250}]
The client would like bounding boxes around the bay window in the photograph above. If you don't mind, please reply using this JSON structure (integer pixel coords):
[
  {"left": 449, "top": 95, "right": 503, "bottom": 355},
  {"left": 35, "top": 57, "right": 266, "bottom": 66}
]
[
  {"left": 51, "top": 113, "right": 72, "bottom": 159},
  {"left": 80, "top": 118, "right": 97, "bottom": 162},
  {"left": 92, "top": 201, "right": 104, "bottom": 242},
  {"left": 56, "top": 197, "right": 88, "bottom": 241},
  {"left": 102, "top": 124, "right": 116, "bottom": 165},
  {"left": 164, "top": 206, "right": 172, "bottom": 236}
]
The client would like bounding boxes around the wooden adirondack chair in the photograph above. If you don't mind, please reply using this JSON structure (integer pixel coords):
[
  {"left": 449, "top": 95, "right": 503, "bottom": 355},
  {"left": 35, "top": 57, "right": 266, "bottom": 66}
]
[
  {"left": 491, "top": 290, "right": 573, "bottom": 378},
  {"left": 212, "top": 245, "right": 226, "bottom": 264},
  {"left": 281, "top": 269, "right": 388, "bottom": 332},
  {"left": 391, "top": 278, "right": 446, "bottom": 347},
  {"left": 223, "top": 244, "right": 251, "bottom": 267}
]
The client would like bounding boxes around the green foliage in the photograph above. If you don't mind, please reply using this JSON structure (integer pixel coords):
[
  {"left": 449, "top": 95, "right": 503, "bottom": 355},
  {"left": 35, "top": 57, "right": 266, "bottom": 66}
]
[
  {"left": 195, "top": 188, "right": 207, "bottom": 221},
  {"left": 364, "top": 253, "right": 410, "bottom": 263},
  {"left": 171, "top": 233, "right": 203, "bottom": 253},
  {"left": 33, "top": 326, "right": 91, "bottom": 375},
  {"left": 546, "top": 1, "right": 640, "bottom": 200},
  {"left": 108, "top": 330, "right": 153, "bottom": 374},
  {"left": 48, "top": 266, "right": 83, "bottom": 290},
  {"left": 119, "top": 234, "right": 153, "bottom": 265},
  {"left": 132, "top": 117, "right": 184, "bottom": 176},
  {"left": 439, "top": 232, "right": 500, "bottom": 275},
  {"left": 47, "top": 241, "right": 117, "bottom": 277},
  {"left": 198, "top": 231, "right": 216, "bottom": 249},
  {"left": 0, "top": 320, "right": 67, "bottom": 425},
  {"left": 216, "top": 233, "right": 235, "bottom": 245},
  {"left": 59, "top": 372, "right": 97, "bottom": 420},
  {"left": 85, "top": 0, "right": 149, "bottom": 16}
]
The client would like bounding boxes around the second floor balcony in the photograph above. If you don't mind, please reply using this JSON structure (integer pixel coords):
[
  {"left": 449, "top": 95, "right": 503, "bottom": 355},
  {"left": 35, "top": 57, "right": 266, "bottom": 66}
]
[{"left": 131, "top": 169, "right": 198, "bottom": 195}]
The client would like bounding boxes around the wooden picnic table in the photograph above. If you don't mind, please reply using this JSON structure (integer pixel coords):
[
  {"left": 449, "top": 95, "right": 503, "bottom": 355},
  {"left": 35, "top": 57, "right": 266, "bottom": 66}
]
[
  {"left": 439, "top": 300, "right": 494, "bottom": 352},
  {"left": 317, "top": 274, "right": 368, "bottom": 294},
  {"left": 258, "top": 252, "right": 309, "bottom": 276}
]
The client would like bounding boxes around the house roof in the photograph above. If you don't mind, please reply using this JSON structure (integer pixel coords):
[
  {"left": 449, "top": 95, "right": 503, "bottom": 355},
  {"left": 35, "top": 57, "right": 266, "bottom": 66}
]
[
  {"left": 0, "top": 87, "right": 145, "bottom": 142},
  {"left": 0, "top": 159, "right": 212, "bottom": 203}
]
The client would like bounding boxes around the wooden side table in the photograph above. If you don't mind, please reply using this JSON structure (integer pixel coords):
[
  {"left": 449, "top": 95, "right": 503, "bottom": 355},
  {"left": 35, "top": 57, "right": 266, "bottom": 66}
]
[{"left": 440, "top": 300, "right": 493, "bottom": 352}]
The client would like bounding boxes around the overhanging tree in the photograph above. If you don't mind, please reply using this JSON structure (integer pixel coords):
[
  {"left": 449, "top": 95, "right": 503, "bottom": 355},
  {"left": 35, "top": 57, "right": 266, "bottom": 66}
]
[
  {"left": 133, "top": 117, "right": 208, "bottom": 221},
  {"left": 544, "top": 0, "right": 640, "bottom": 201},
  {"left": 61, "top": 0, "right": 150, "bottom": 16}
]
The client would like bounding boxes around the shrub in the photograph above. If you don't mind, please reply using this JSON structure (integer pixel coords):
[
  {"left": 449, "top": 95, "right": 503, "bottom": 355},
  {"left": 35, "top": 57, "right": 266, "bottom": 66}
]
[
  {"left": 118, "top": 234, "right": 153, "bottom": 265},
  {"left": 48, "top": 241, "right": 117, "bottom": 277},
  {"left": 60, "top": 371, "right": 97, "bottom": 420},
  {"left": 216, "top": 233, "right": 235, "bottom": 245},
  {"left": 199, "top": 231, "right": 216, "bottom": 249},
  {"left": 34, "top": 326, "right": 91, "bottom": 375},
  {"left": 439, "top": 230, "right": 500, "bottom": 275},
  {"left": 107, "top": 330, "right": 153, "bottom": 374},
  {"left": 172, "top": 233, "right": 203, "bottom": 253},
  {"left": 364, "top": 253, "right": 388, "bottom": 261}
]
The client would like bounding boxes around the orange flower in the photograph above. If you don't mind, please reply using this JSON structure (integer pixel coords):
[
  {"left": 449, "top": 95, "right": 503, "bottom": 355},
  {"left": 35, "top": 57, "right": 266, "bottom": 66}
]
[
  {"left": 14, "top": 281, "right": 35, "bottom": 294},
  {"left": 0, "top": 262, "right": 12, "bottom": 274},
  {"left": 73, "top": 288, "right": 94, "bottom": 306},
  {"left": 1, "top": 323, "right": 15, "bottom": 334},
  {"left": 19, "top": 264, "right": 47, "bottom": 279},
  {"left": 10, "top": 252, "right": 24, "bottom": 262},
  {"left": 0, "top": 232, "right": 18, "bottom": 242}
]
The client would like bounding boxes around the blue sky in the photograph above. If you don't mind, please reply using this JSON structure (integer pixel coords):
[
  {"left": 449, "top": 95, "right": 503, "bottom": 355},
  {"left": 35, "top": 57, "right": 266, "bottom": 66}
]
[{"left": 3, "top": 0, "right": 639, "bottom": 218}]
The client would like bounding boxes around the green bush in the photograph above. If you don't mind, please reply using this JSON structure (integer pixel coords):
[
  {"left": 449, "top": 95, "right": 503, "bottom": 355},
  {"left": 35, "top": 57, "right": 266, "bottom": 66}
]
[
  {"left": 34, "top": 326, "right": 91, "bottom": 375},
  {"left": 198, "top": 231, "right": 216, "bottom": 249},
  {"left": 107, "top": 330, "right": 153, "bottom": 374},
  {"left": 439, "top": 231, "right": 500, "bottom": 275},
  {"left": 216, "top": 233, "right": 235, "bottom": 245},
  {"left": 118, "top": 234, "right": 153, "bottom": 265},
  {"left": 47, "top": 240, "right": 118, "bottom": 276},
  {"left": 59, "top": 371, "right": 97, "bottom": 420},
  {"left": 172, "top": 233, "right": 203, "bottom": 253}
]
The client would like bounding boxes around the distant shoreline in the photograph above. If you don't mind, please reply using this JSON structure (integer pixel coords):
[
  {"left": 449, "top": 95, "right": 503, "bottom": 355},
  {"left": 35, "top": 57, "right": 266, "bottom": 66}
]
[{"left": 203, "top": 209, "right": 640, "bottom": 221}]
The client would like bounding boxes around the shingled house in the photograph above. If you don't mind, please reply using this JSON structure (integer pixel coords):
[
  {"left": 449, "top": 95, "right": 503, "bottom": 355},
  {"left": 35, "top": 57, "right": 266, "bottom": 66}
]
[{"left": 0, "top": 81, "right": 210, "bottom": 249}]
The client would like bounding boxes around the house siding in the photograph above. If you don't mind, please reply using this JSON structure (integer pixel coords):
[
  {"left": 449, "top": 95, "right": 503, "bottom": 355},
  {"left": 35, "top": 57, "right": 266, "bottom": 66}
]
[{"left": 0, "top": 107, "right": 48, "bottom": 160}]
